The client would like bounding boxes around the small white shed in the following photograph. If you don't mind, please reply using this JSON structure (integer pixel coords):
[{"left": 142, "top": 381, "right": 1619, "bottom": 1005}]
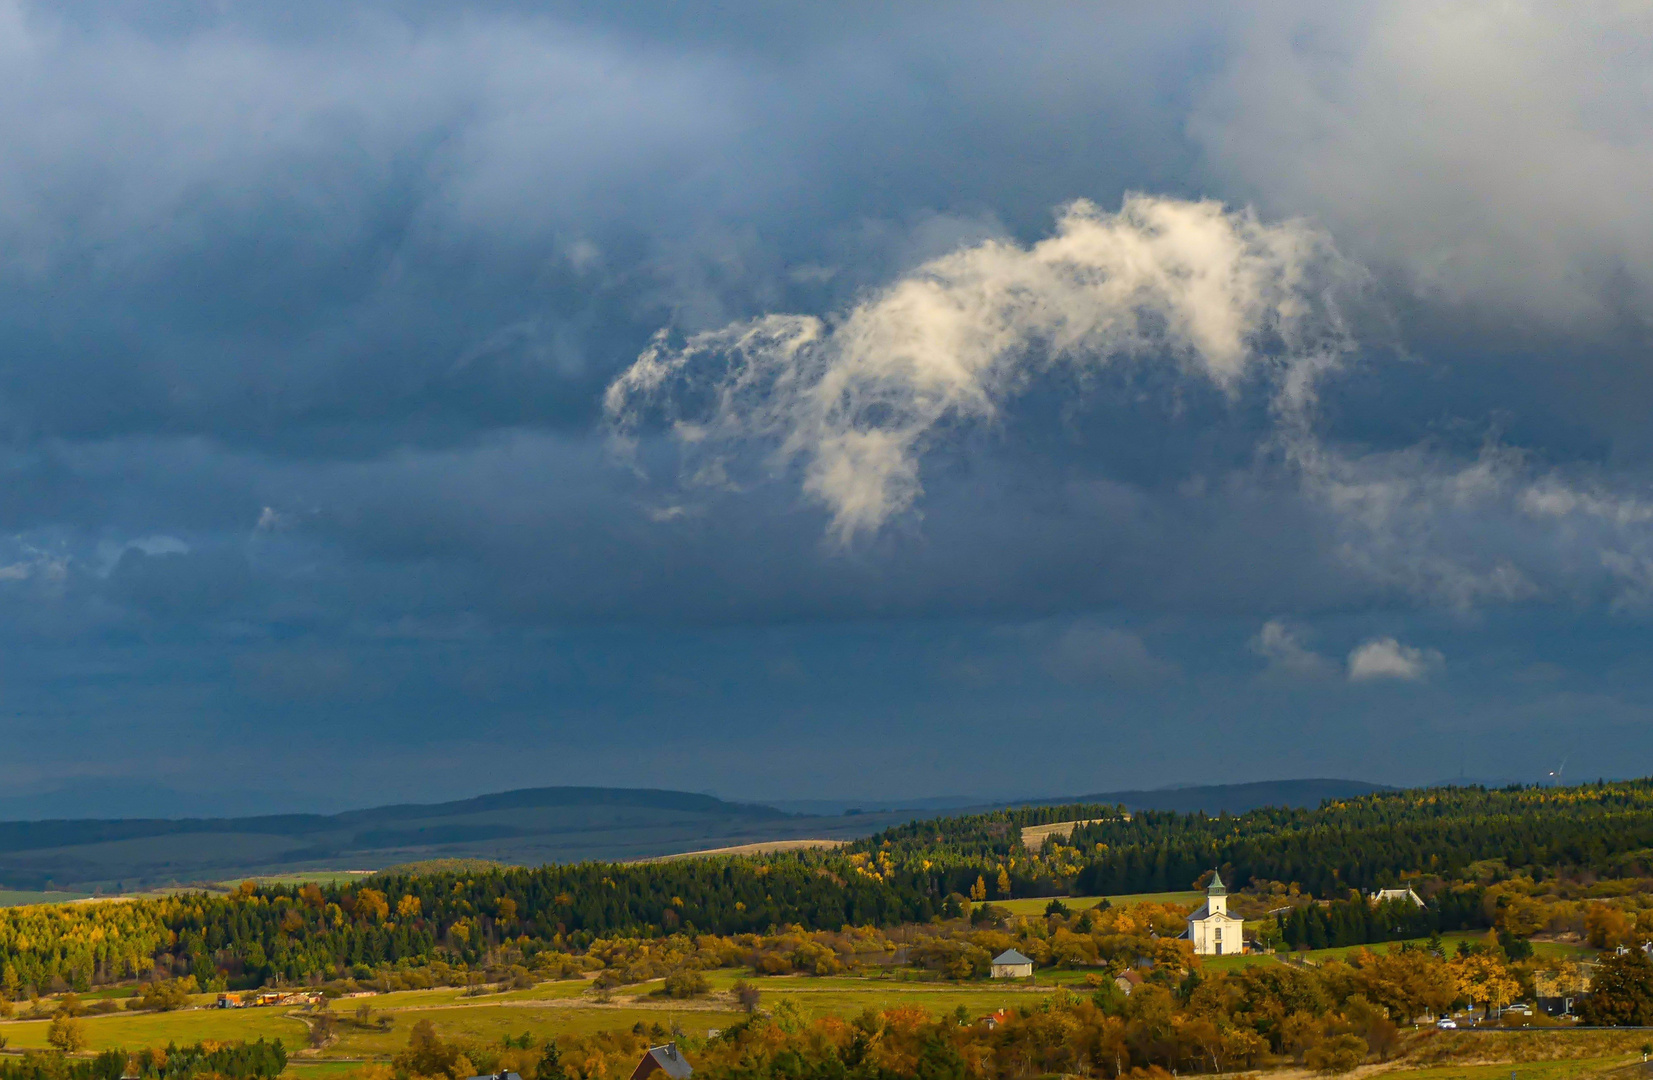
[
  {"left": 1370, "top": 887, "right": 1425, "bottom": 907},
  {"left": 990, "top": 948, "right": 1034, "bottom": 978}
]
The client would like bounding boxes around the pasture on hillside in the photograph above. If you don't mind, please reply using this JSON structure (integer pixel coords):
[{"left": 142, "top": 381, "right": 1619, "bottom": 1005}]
[
  {"left": 282, "top": 1064, "right": 360, "bottom": 1080},
  {"left": 0, "top": 971, "right": 1060, "bottom": 1058},
  {"left": 319, "top": 1003, "right": 748, "bottom": 1057},
  {"left": 0, "top": 1006, "right": 307, "bottom": 1053},
  {"left": 0, "top": 971, "right": 1073, "bottom": 1060},
  {"left": 995, "top": 890, "right": 1202, "bottom": 916},
  {"left": 220, "top": 872, "right": 378, "bottom": 889},
  {"left": 1379, "top": 1059, "right": 1638, "bottom": 1080},
  {"left": 0, "top": 889, "right": 93, "bottom": 906}
]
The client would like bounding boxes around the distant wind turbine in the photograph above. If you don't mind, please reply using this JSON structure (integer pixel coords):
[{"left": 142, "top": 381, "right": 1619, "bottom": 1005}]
[{"left": 1547, "top": 757, "right": 1568, "bottom": 787}]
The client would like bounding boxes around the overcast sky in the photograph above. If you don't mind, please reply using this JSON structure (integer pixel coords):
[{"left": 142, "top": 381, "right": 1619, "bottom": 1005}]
[{"left": 3, "top": 1, "right": 1652, "bottom": 816}]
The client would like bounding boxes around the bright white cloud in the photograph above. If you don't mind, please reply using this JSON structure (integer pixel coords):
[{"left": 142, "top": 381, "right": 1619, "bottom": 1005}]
[
  {"left": 607, "top": 189, "right": 1653, "bottom": 614},
  {"left": 0, "top": 538, "right": 70, "bottom": 585},
  {"left": 1347, "top": 636, "right": 1443, "bottom": 681},
  {"left": 1250, "top": 618, "right": 1337, "bottom": 679},
  {"left": 607, "top": 194, "right": 1355, "bottom": 543}
]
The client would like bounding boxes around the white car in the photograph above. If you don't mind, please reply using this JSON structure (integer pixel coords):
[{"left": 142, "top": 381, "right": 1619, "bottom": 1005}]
[{"left": 1436, "top": 1018, "right": 1458, "bottom": 1030}]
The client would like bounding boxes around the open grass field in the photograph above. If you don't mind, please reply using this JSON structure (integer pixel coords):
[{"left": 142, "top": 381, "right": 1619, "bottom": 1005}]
[
  {"left": 219, "top": 872, "right": 378, "bottom": 889},
  {"left": 1105, "top": 890, "right": 1203, "bottom": 908},
  {"left": 765, "top": 986, "right": 1044, "bottom": 1020},
  {"left": 1378, "top": 1057, "right": 1638, "bottom": 1080},
  {"left": 995, "top": 890, "right": 1202, "bottom": 916},
  {"left": 638, "top": 839, "right": 847, "bottom": 862},
  {"left": 365, "top": 980, "right": 593, "bottom": 1010},
  {"left": 0, "top": 889, "right": 93, "bottom": 906},
  {"left": 1274, "top": 931, "right": 1593, "bottom": 965},
  {"left": 322, "top": 1003, "right": 747, "bottom": 1057},
  {"left": 1116, "top": 930, "right": 1600, "bottom": 975},
  {"left": 1018, "top": 819, "right": 1112, "bottom": 851},
  {"left": 1530, "top": 940, "right": 1595, "bottom": 961},
  {"left": 0, "top": 1007, "right": 310, "bottom": 1052},
  {"left": 995, "top": 895, "right": 1108, "bottom": 916},
  {"left": 692, "top": 968, "right": 1053, "bottom": 1009},
  {"left": 0, "top": 971, "right": 1066, "bottom": 1061},
  {"left": 282, "top": 1063, "right": 362, "bottom": 1080},
  {"left": 0, "top": 995, "right": 748, "bottom": 1058}
]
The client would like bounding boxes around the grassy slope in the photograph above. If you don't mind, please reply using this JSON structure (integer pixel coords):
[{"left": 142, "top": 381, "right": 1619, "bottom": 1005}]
[
  {"left": 320, "top": 1004, "right": 746, "bottom": 1057},
  {"left": 1378, "top": 1059, "right": 1637, "bottom": 1080},
  {"left": 0, "top": 1008, "right": 308, "bottom": 1052},
  {"left": 995, "top": 891, "right": 1202, "bottom": 916},
  {"left": 0, "top": 890, "right": 93, "bottom": 906},
  {"left": 220, "top": 872, "right": 378, "bottom": 889},
  {"left": 1145, "top": 931, "right": 1596, "bottom": 974},
  {"left": 282, "top": 1064, "right": 362, "bottom": 1080},
  {"left": 0, "top": 972, "right": 1077, "bottom": 1059}
]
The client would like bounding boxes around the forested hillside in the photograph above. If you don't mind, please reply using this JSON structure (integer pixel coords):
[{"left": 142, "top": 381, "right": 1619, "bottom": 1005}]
[
  {"left": 3, "top": 779, "right": 1652, "bottom": 995},
  {"left": 844, "top": 780, "right": 1653, "bottom": 898},
  {"left": 1066, "top": 783, "right": 1653, "bottom": 895}
]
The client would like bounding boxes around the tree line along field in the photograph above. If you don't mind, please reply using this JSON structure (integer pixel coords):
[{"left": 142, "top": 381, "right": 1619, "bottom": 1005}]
[{"left": 7, "top": 780, "right": 1653, "bottom": 1078}]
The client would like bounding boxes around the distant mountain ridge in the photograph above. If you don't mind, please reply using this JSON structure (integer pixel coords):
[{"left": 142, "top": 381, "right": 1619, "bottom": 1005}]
[
  {"left": 0, "top": 786, "right": 786, "bottom": 853},
  {"left": 0, "top": 786, "right": 817, "bottom": 891},
  {"left": 0, "top": 778, "right": 1390, "bottom": 892}
]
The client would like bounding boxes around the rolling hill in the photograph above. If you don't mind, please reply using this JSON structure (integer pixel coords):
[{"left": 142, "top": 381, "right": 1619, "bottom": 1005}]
[
  {"left": 0, "top": 786, "right": 873, "bottom": 891},
  {"left": 0, "top": 778, "right": 1391, "bottom": 892}
]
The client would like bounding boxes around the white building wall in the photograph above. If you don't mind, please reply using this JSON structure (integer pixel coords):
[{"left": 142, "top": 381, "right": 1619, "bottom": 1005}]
[
  {"left": 1187, "top": 911, "right": 1244, "bottom": 956},
  {"left": 1186, "top": 876, "right": 1243, "bottom": 955}
]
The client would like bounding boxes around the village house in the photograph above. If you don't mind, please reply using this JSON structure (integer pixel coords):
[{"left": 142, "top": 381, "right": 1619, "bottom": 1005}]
[
  {"left": 1113, "top": 969, "right": 1145, "bottom": 996},
  {"left": 1370, "top": 886, "right": 1425, "bottom": 907},
  {"left": 630, "top": 1044, "right": 693, "bottom": 1080},
  {"left": 1184, "top": 870, "right": 1246, "bottom": 956},
  {"left": 990, "top": 948, "right": 1034, "bottom": 978}
]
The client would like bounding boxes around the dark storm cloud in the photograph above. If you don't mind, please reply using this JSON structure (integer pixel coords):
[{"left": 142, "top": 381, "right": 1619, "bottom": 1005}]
[
  {"left": 0, "top": 2, "right": 1214, "bottom": 452},
  {"left": 0, "top": 1, "right": 1651, "bottom": 807}
]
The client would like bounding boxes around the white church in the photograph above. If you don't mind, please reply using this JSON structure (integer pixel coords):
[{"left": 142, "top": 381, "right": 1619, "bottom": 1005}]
[{"left": 1183, "top": 870, "right": 1246, "bottom": 955}]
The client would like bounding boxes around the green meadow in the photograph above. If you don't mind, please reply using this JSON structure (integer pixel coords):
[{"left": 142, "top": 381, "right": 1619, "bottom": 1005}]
[{"left": 995, "top": 890, "right": 1203, "bottom": 916}]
